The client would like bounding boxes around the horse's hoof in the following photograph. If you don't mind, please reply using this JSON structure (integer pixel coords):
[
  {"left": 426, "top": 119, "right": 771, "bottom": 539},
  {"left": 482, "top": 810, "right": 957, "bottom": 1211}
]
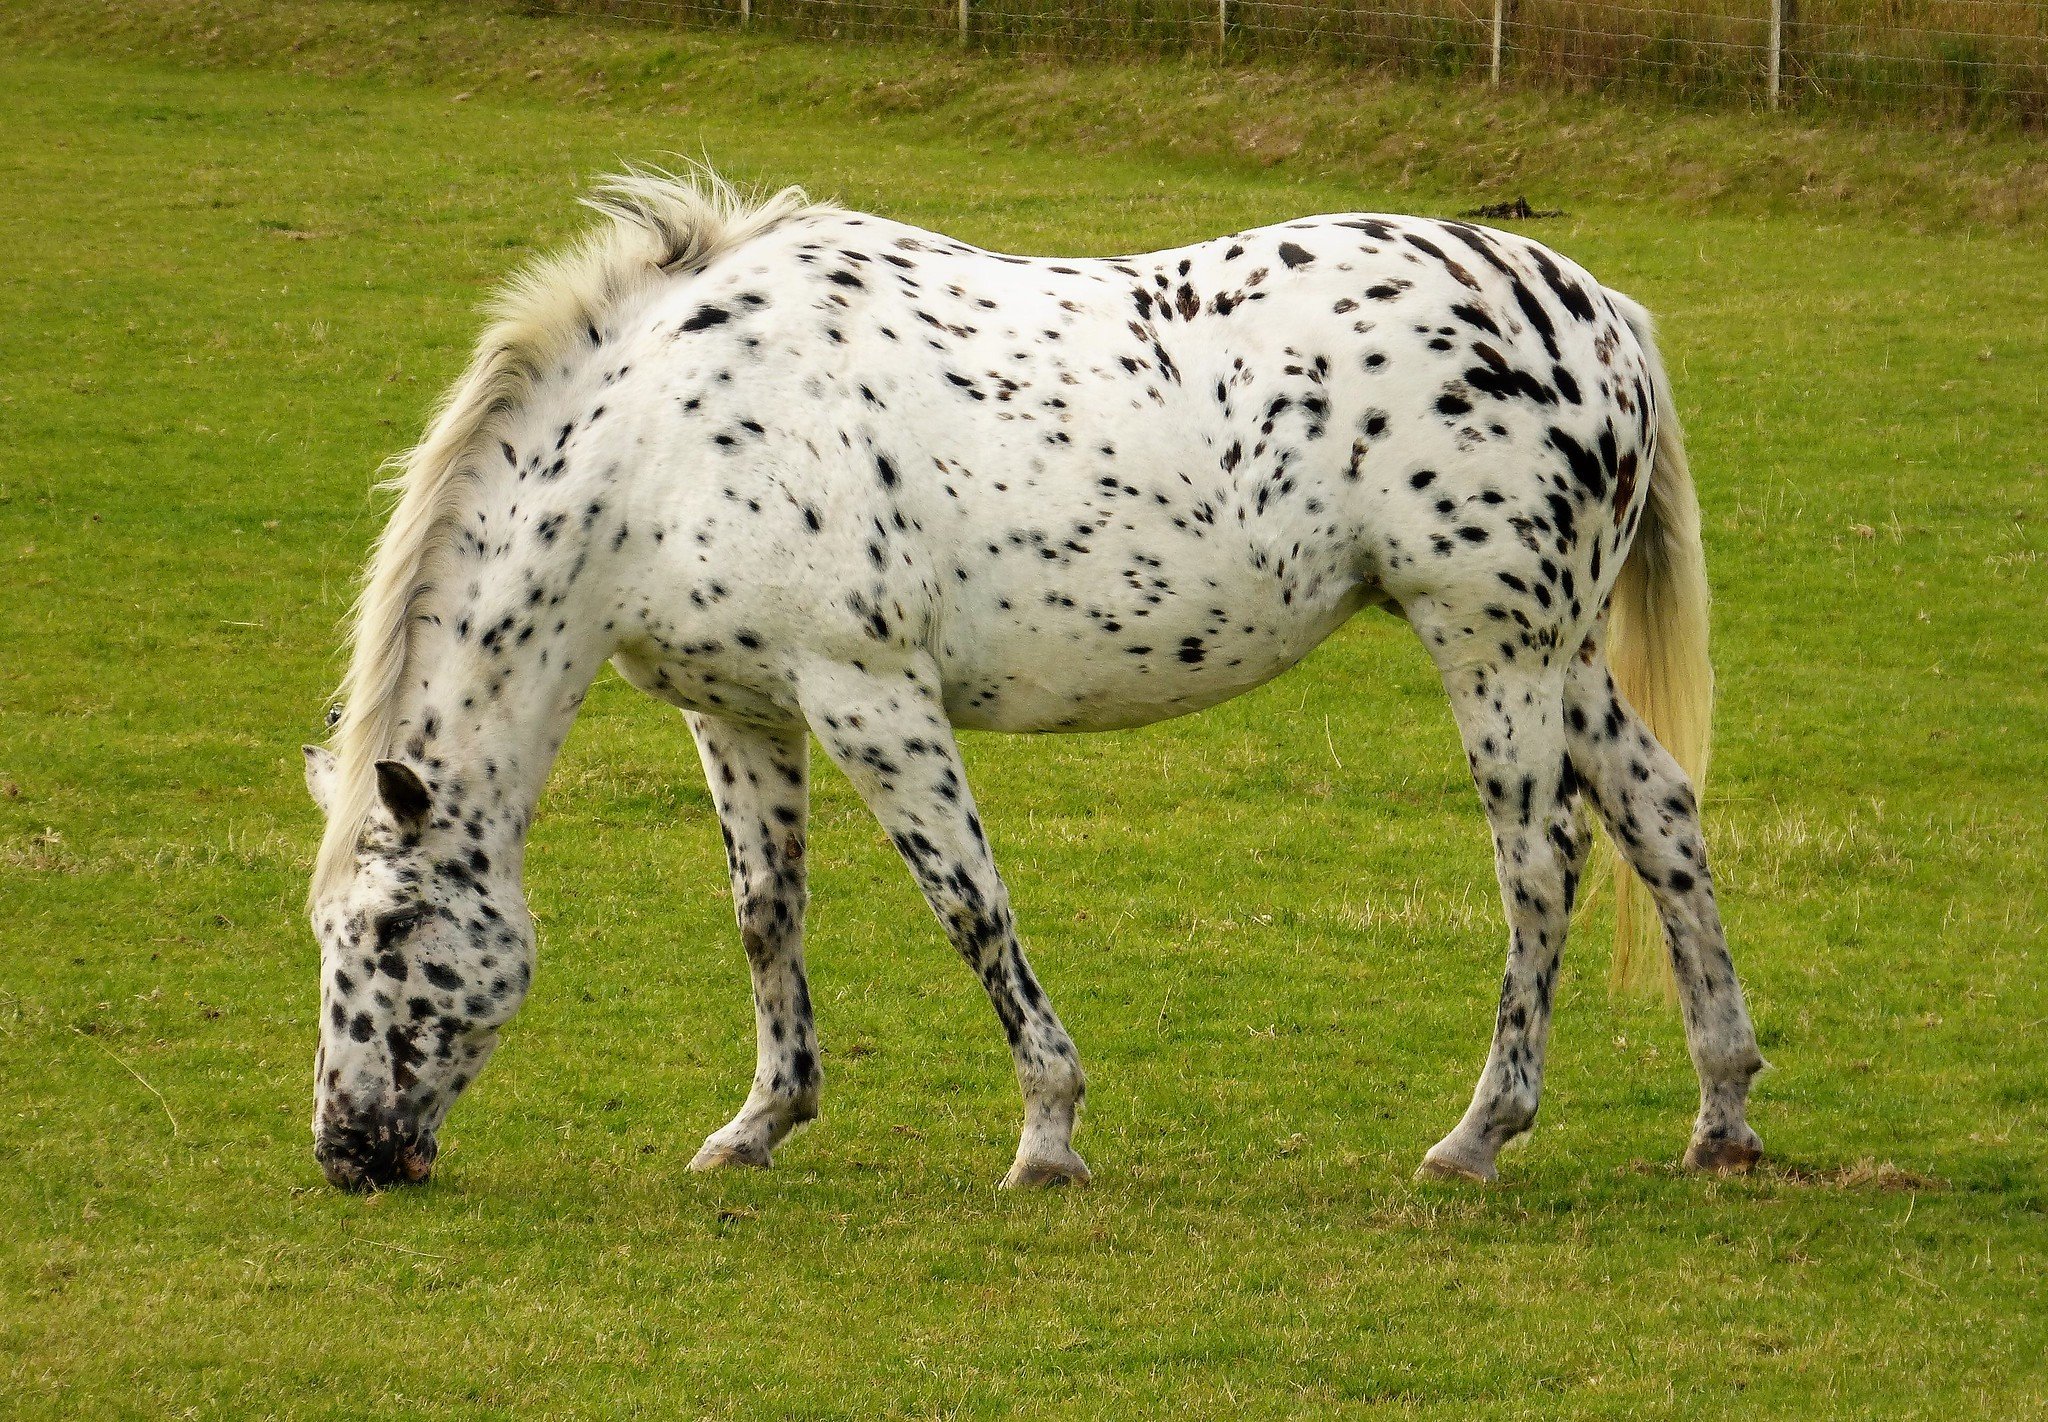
[
  {"left": 1416, "top": 1147, "right": 1497, "bottom": 1184},
  {"left": 1002, "top": 1152, "right": 1091, "bottom": 1189},
  {"left": 689, "top": 1140, "right": 772, "bottom": 1172},
  {"left": 1683, "top": 1134, "right": 1763, "bottom": 1175}
]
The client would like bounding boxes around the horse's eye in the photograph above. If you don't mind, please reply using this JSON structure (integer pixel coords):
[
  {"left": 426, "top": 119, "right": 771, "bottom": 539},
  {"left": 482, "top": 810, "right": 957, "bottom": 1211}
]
[
  {"left": 324, "top": 704, "right": 343, "bottom": 730},
  {"left": 374, "top": 908, "right": 425, "bottom": 950}
]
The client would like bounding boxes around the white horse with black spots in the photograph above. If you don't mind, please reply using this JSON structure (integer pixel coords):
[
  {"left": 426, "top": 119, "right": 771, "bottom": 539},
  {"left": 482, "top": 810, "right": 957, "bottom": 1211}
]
[{"left": 302, "top": 170, "right": 1765, "bottom": 1192}]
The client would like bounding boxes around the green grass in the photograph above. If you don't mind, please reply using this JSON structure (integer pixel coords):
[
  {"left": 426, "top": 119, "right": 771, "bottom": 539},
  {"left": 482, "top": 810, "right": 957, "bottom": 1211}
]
[{"left": 2, "top": 7, "right": 2046, "bottom": 1418}]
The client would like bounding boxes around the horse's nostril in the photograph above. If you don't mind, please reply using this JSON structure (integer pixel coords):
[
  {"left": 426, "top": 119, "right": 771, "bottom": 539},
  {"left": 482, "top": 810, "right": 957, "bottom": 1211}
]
[{"left": 401, "top": 1137, "right": 438, "bottom": 1182}]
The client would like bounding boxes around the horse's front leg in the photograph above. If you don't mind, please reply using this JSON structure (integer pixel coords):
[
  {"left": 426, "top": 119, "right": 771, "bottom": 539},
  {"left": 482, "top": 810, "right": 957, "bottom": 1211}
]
[
  {"left": 799, "top": 660, "right": 1089, "bottom": 1189},
  {"left": 685, "top": 713, "right": 821, "bottom": 1172}
]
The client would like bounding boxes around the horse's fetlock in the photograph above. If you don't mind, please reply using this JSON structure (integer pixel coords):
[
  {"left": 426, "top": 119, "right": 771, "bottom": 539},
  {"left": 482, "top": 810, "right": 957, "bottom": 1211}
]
[
  {"left": 1023, "top": 1052, "right": 1085, "bottom": 1108},
  {"left": 1699, "top": 1042, "right": 1765, "bottom": 1090},
  {"left": 1488, "top": 1090, "right": 1541, "bottom": 1141}
]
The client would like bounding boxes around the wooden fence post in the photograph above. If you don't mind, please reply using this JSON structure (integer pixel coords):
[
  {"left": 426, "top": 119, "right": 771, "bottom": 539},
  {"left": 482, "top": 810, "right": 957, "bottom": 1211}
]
[
  {"left": 1490, "top": 0, "right": 1511, "bottom": 86},
  {"left": 1218, "top": 0, "right": 1228, "bottom": 50},
  {"left": 739, "top": 0, "right": 750, "bottom": 25},
  {"left": 959, "top": 0, "right": 970, "bottom": 43},
  {"left": 1767, "top": 0, "right": 1793, "bottom": 108}
]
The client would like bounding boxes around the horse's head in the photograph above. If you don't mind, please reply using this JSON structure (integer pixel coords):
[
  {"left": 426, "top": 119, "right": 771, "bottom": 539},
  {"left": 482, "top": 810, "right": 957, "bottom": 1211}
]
[{"left": 302, "top": 743, "right": 534, "bottom": 1191}]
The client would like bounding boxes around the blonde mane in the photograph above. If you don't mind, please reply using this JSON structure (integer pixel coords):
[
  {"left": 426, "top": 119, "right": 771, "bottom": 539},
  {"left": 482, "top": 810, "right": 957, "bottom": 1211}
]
[{"left": 312, "top": 168, "right": 827, "bottom": 901}]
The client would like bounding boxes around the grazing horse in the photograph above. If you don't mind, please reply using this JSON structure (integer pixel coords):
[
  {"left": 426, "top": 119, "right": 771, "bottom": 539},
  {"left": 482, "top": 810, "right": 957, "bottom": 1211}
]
[{"left": 302, "top": 170, "right": 1766, "bottom": 1192}]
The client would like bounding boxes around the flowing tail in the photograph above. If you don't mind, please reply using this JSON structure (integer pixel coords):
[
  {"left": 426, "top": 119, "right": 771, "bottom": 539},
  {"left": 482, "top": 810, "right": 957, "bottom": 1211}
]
[{"left": 1602, "top": 294, "right": 1714, "bottom": 998}]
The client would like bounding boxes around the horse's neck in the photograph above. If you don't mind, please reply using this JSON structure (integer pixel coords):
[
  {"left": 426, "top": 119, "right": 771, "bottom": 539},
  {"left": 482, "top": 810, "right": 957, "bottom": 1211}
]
[{"left": 391, "top": 527, "right": 611, "bottom": 873}]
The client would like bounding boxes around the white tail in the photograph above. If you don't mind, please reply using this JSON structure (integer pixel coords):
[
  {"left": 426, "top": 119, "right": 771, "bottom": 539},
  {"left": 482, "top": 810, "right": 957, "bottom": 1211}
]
[{"left": 1602, "top": 295, "right": 1714, "bottom": 998}]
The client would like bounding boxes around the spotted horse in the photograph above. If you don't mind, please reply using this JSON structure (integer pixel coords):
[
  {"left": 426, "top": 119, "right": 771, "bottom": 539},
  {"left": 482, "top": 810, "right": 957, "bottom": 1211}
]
[{"left": 302, "top": 169, "right": 1767, "bottom": 1192}]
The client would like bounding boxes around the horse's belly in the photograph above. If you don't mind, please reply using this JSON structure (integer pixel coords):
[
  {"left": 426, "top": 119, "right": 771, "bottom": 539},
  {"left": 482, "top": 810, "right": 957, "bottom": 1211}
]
[
  {"left": 939, "top": 580, "right": 1370, "bottom": 733},
  {"left": 945, "top": 663, "right": 1288, "bottom": 732}
]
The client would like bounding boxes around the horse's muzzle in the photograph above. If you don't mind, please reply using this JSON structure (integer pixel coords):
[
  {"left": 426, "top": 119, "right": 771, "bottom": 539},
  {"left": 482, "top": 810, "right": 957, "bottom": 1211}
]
[{"left": 314, "top": 1109, "right": 438, "bottom": 1192}]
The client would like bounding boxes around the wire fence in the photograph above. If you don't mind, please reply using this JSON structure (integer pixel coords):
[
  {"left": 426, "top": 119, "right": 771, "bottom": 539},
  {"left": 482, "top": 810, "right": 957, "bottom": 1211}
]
[{"left": 510, "top": 0, "right": 2048, "bottom": 120}]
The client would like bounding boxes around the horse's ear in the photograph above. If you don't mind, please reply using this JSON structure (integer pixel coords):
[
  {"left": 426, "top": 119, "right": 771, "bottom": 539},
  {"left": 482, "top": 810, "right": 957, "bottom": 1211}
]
[
  {"left": 302, "top": 745, "right": 338, "bottom": 815},
  {"left": 374, "top": 760, "right": 433, "bottom": 834}
]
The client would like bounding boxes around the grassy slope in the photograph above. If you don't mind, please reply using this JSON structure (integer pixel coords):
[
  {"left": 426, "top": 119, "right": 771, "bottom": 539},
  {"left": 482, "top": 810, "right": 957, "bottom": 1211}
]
[
  {"left": 7, "top": 0, "right": 2048, "bottom": 229},
  {"left": 1, "top": 7, "right": 2045, "bottom": 1418}
]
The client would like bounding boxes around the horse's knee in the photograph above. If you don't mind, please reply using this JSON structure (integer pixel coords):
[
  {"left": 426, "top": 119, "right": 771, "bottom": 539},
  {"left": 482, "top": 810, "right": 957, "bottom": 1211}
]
[{"left": 735, "top": 877, "right": 804, "bottom": 946}]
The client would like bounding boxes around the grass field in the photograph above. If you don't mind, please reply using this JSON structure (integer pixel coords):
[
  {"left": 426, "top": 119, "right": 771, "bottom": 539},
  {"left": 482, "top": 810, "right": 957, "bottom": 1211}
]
[{"left": 2, "top": 4, "right": 2046, "bottom": 1416}]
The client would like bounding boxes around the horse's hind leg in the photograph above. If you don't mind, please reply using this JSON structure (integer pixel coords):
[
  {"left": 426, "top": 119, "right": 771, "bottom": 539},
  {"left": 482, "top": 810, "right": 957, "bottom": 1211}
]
[
  {"left": 1417, "top": 648, "right": 1586, "bottom": 1183},
  {"left": 1563, "top": 647, "right": 1766, "bottom": 1173},
  {"left": 798, "top": 660, "right": 1088, "bottom": 1189},
  {"left": 685, "top": 714, "right": 822, "bottom": 1172}
]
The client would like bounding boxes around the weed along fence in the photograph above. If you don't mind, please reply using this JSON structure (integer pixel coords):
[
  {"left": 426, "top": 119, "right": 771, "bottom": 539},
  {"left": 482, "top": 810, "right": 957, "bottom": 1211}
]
[{"left": 521, "top": 0, "right": 2048, "bottom": 120}]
